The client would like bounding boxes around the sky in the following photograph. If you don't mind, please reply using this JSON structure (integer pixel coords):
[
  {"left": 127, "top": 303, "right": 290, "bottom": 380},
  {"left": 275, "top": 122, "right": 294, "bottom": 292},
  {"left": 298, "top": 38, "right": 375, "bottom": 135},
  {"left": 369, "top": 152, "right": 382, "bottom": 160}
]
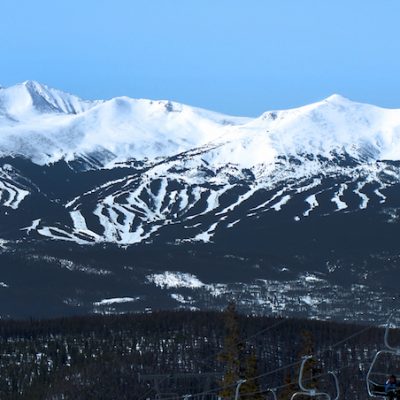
[{"left": 1, "top": 0, "right": 400, "bottom": 116}]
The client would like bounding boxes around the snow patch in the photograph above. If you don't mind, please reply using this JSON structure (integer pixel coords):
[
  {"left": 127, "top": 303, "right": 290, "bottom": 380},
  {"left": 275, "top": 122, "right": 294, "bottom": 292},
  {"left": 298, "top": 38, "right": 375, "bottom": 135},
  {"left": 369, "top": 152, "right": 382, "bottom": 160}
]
[
  {"left": 271, "top": 195, "right": 291, "bottom": 211},
  {"left": 147, "top": 272, "right": 204, "bottom": 289},
  {"left": 353, "top": 182, "right": 369, "bottom": 209},
  {"left": 374, "top": 187, "right": 386, "bottom": 203},
  {"left": 303, "top": 194, "right": 319, "bottom": 217},
  {"left": 21, "top": 219, "right": 40, "bottom": 234},
  {"left": 331, "top": 184, "right": 348, "bottom": 210},
  {"left": 93, "top": 297, "right": 139, "bottom": 306},
  {"left": 301, "top": 295, "right": 319, "bottom": 307}
]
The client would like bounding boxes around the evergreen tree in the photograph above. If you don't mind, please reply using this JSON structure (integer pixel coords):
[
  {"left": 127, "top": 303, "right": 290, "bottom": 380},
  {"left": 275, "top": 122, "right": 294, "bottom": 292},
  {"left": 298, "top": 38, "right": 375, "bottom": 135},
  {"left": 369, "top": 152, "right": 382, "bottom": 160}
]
[
  {"left": 240, "top": 349, "right": 263, "bottom": 400},
  {"left": 297, "top": 330, "right": 320, "bottom": 391},
  {"left": 278, "top": 371, "right": 296, "bottom": 400},
  {"left": 218, "top": 302, "right": 245, "bottom": 399},
  {"left": 279, "top": 330, "right": 319, "bottom": 400}
]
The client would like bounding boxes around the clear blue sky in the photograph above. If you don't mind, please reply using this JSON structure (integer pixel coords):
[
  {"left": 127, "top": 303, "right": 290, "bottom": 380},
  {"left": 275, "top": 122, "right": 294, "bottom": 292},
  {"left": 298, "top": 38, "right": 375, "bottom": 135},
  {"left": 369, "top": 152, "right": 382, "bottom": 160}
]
[{"left": 1, "top": 0, "right": 400, "bottom": 116}]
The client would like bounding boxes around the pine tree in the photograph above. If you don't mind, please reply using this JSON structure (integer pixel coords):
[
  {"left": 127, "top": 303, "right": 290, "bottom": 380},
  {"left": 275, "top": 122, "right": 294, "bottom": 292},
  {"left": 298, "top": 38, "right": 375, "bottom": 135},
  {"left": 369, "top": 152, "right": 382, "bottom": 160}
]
[
  {"left": 278, "top": 371, "right": 296, "bottom": 400},
  {"left": 240, "top": 349, "right": 263, "bottom": 400},
  {"left": 279, "top": 330, "right": 319, "bottom": 400},
  {"left": 218, "top": 302, "right": 245, "bottom": 400}
]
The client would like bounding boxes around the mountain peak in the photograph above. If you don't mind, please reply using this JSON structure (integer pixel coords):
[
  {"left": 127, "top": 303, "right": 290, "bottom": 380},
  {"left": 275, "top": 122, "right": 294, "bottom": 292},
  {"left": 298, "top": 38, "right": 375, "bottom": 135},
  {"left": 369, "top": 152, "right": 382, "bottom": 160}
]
[
  {"left": 323, "top": 94, "right": 352, "bottom": 104},
  {"left": 22, "top": 80, "right": 46, "bottom": 89},
  {"left": 21, "top": 80, "right": 77, "bottom": 103},
  {"left": 0, "top": 81, "right": 95, "bottom": 119}
]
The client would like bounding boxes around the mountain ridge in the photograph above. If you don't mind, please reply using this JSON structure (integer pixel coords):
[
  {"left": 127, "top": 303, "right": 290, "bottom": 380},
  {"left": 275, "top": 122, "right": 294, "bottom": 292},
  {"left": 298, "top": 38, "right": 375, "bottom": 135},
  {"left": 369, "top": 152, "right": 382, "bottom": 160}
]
[{"left": 1, "top": 81, "right": 399, "bottom": 167}]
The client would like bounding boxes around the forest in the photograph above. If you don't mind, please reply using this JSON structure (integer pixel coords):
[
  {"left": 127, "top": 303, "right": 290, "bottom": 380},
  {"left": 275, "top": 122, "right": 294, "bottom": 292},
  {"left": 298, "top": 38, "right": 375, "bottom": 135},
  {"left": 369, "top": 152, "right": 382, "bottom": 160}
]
[{"left": 0, "top": 307, "right": 396, "bottom": 399}]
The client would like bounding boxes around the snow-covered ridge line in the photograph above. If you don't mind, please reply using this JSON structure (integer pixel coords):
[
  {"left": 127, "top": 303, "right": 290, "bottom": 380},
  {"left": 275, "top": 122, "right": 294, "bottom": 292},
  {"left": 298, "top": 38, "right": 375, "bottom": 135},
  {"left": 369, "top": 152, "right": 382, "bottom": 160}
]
[
  {"left": 29, "top": 160, "right": 399, "bottom": 245},
  {"left": 1, "top": 81, "right": 400, "bottom": 167}
]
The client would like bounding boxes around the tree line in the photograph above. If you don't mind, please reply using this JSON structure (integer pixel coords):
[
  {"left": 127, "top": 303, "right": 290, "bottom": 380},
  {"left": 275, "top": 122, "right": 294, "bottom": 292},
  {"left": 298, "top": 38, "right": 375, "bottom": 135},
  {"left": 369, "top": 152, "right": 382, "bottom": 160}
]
[{"left": 0, "top": 308, "right": 395, "bottom": 399}]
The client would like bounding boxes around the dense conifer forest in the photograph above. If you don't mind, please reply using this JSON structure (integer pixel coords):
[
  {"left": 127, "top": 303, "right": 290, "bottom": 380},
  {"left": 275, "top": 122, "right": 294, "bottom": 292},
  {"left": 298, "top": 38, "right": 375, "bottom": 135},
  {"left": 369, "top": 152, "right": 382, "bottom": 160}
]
[{"left": 0, "top": 309, "right": 397, "bottom": 399}]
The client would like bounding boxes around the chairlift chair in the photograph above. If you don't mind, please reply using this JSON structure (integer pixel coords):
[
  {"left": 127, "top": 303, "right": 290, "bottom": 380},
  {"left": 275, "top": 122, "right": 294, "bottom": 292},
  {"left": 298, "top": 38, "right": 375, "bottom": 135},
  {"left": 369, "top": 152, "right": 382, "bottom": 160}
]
[
  {"left": 265, "top": 388, "right": 277, "bottom": 400},
  {"left": 367, "top": 314, "right": 400, "bottom": 399},
  {"left": 290, "top": 356, "right": 340, "bottom": 400}
]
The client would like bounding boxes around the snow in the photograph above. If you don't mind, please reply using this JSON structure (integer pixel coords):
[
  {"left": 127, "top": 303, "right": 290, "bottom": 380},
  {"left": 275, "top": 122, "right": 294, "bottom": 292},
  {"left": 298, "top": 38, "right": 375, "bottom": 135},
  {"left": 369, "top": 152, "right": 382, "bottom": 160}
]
[
  {"left": 271, "top": 195, "right": 291, "bottom": 211},
  {"left": 170, "top": 293, "right": 193, "bottom": 304},
  {"left": 30, "top": 159, "right": 400, "bottom": 245},
  {"left": 146, "top": 272, "right": 204, "bottom": 289},
  {"left": 374, "top": 187, "right": 386, "bottom": 203},
  {"left": 0, "top": 81, "right": 247, "bottom": 165},
  {"left": 331, "top": 184, "right": 348, "bottom": 210},
  {"left": 303, "top": 194, "right": 319, "bottom": 217},
  {"left": 2, "top": 82, "right": 400, "bottom": 169},
  {"left": 5, "top": 82, "right": 400, "bottom": 245},
  {"left": 191, "top": 222, "right": 218, "bottom": 243},
  {"left": 93, "top": 297, "right": 139, "bottom": 306},
  {"left": 302, "top": 273, "right": 326, "bottom": 283},
  {"left": 227, "top": 219, "right": 240, "bottom": 228},
  {"left": 301, "top": 295, "right": 319, "bottom": 307},
  {"left": 249, "top": 188, "right": 286, "bottom": 213},
  {"left": 0, "top": 180, "right": 29, "bottom": 209},
  {"left": 353, "top": 182, "right": 369, "bottom": 209},
  {"left": 69, "top": 210, "right": 100, "bottom": 240},
  {"left": 3, "top": 81, "right": 96, "bottom": 116},
  {"left": 215, "top": 186, "right": 256, "bottom": 216},
  {"left": 37, "top": 226, "right": 89, "bottom": 245},
  {"left": 21, "top": 219, "right": 41, "bottom": 234}
]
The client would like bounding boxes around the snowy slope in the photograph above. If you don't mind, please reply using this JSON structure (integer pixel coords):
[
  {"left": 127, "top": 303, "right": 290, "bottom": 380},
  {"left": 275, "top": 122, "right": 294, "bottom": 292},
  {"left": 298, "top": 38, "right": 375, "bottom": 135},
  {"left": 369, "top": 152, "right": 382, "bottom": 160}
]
[
  {"left": 0, "top": 81, "right": 96, "bottom": 119},
  {"left": 0, "top": 81, "right": 249, "bottom": 165},
  {"left": 28, "top": 156, "right": 398, "bottom": 245},
  {"left": 246, "top": 94, "right": 400, "bottom": 162},
  {"left": 0, "top": 164, "right": 30, "bottom": 209},
  {"left": 1, "top": 82, "right": 400, "bottom": 167},
  {"left": 2, "top": 81, "right": 400, "bottom": 245}
]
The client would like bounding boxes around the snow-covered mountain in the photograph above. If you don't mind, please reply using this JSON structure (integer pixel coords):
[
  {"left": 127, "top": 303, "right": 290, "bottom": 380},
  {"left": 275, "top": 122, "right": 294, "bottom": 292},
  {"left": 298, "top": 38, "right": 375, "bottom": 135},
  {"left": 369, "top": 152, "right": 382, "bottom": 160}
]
[
  {"left": 1, "top": 81, "right": 400, "bottom": 167},
  {"left": 0, "top": 81, "right": 250, "bottom": 165},
  {"left": 1, "top": 81, "right": 400, "bottom": 320},
  {"left": 1, "top": 81, "right": 400, "bottom": 245}
]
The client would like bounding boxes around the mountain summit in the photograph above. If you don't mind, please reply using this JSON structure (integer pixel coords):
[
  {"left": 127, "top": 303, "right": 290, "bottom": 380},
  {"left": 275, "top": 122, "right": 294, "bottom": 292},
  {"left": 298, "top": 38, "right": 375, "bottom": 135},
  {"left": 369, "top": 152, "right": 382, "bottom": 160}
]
[
  {"left": 0, "top": 82, "right": 399, "bottom": 166},
  {"left": 0, "top": 81, "right": 94, "bottom": 120}
]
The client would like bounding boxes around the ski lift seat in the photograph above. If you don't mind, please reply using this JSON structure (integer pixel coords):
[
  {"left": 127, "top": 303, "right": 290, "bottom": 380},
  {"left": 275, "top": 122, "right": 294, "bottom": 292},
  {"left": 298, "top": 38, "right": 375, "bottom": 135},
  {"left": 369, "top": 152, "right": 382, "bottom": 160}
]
[
  {"left": 290, "top": 356, "right": 340, "bottom": 400},
  {"left": 367, "top": 314, "right": 400, "bottom": 399}
]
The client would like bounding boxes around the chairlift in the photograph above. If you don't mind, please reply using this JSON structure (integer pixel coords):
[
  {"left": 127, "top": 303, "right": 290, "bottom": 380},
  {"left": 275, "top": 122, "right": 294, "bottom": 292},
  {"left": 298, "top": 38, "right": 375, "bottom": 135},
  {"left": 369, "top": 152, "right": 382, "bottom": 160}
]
[
  {"left": 265, "top": 388, "right": 277, "bottom": 400},
  {"left": 234, "top": 379, "right": 247, "bottom": 400},
  {"left": 155, "top": 393, "right": 179, "bottom": 400},
  {"left": 233, "top": 380, "right": 277, "bottom": 400},
  {"left": 290, "top": 356, "right": 340, "bottom": 399},
  {"left": 367, "top": 314, "right": 400, "bottom": 399}
]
